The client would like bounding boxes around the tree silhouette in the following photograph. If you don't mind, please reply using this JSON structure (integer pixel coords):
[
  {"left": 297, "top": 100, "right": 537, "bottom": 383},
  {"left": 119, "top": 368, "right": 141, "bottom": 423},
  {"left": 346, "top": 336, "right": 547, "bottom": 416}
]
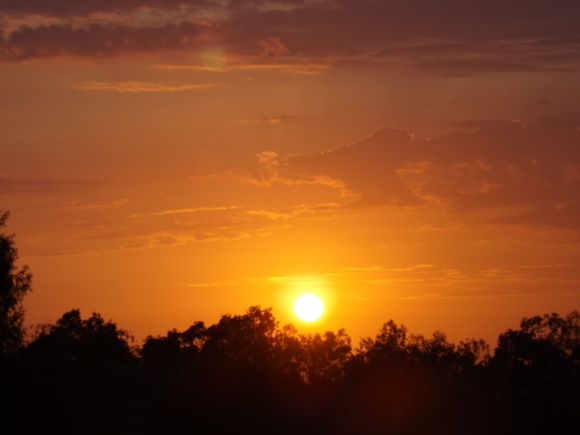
[
  {"left": 341, "top": 320, "right": 492, "bottom": 434},
  {"left": 16, "top": 310, "right": 147, "bottom": 434},
  {"left": 25, "top": 309, "right": 136, "bottom": 368},
  {"left": 201, "top": 306, "right": 279, "bottom": 367},
  {"left": 0, "top": 211, "right": 32, "bottom": 356},
  {"left": 491, "top": 311, "right": 580, "bottom": 433},
  {"left": 297, "top": 329, "right": 351, "bottom": 386}
]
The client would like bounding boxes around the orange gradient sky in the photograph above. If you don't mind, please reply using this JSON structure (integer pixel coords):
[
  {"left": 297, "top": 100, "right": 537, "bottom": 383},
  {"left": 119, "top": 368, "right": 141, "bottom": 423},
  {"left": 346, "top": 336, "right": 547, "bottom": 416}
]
[{"left": 2, "top": 0, "right": 580, "bottom": 346}]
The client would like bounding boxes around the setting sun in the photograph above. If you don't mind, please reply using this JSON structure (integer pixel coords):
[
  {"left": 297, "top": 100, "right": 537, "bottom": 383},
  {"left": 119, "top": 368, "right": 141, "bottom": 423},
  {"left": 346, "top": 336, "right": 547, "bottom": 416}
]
[{"left": 293, "top": 293, "right": 324, "bottom": 321}]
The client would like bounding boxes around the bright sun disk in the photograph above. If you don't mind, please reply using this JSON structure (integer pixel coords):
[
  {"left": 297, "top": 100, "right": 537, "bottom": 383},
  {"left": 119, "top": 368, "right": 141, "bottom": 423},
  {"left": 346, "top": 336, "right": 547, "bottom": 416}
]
[{"left": 293, "top": 293, "right": 324, "bottom": 321}]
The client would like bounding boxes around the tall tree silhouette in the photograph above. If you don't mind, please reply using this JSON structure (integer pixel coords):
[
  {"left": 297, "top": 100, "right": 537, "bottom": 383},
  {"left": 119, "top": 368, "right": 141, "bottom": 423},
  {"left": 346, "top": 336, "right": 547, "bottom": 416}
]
[
  {"left": 0, "top": 212, "right": 32, "bottom": 356},
  {"left": 491, "top": 311, "right": 580, "bottom": 433}
]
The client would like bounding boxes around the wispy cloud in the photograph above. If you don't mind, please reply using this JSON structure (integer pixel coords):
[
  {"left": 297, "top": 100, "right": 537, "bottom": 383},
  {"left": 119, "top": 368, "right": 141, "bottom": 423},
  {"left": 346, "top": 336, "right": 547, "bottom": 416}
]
[
  {"left": 75, "top": 81, "right": 217, "bottom": 93},
  {"left": 158, "top": 61, "right": 330, "bottom": 75},
  {"left": 234, "top": 116, "right": 302, "bottom": 124},
  {"left": 518, "top": 262, "right": 580, "bottom": 270},
  {"left": 26, "top": 215, "right": 286, "bottom": 257},
  {"left": 138, "top": 206, "right": 243, "bottom": 217},
  {"left": 386, "top": 264, "right": 434, "bottom": 272},
  {"left": 62, "top": 198, "right": 129, "bottom": 210},
  {"left": 226, "top": 151, "right": 350, "bottom": 194},
  {"left": 247, "top": 203, "right": 339, "bottom": 220},
  {"left": 164, "top": 206, "right": 237, "bottom": 215}
]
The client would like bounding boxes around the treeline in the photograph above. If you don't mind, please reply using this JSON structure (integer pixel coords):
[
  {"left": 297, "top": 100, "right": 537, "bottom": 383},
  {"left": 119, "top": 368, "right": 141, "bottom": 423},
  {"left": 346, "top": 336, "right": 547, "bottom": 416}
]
[
  {"left": 1, "top": 212, "right": 579, "bottom": 433},
  {"left": 1, "top": 307, "right": 579, "bottom": 434}
]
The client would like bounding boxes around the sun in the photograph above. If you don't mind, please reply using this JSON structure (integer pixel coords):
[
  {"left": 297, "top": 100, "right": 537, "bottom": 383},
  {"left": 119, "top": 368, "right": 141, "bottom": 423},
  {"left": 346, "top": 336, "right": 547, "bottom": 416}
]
[{"left": 293, "top": 293, "right": 324, "bottom": 321}]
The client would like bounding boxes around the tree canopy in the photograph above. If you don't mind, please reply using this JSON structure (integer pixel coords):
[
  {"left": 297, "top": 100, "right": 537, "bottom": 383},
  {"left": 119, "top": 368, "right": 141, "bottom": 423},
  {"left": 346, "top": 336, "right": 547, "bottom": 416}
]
[{"left": 0, "top": 211, "right": 32, "bottom": 356}]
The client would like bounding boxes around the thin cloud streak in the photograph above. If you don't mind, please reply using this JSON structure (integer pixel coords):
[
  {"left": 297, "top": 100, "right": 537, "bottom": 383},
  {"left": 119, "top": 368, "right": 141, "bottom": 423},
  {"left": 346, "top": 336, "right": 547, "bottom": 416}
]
[
  {"left": 234, "top": 116, "right": 302, "bottom": 124},
  {"left": 62, "top": 199, "right": 129, "bottom": 210},
  {"left": 158, "top": 61, "right": 330, "bottom": 75},
  {"left": 76, "top": 81, "right": 217, "bottom": 92},
  {"left": 144, "top": 206, "right": 243, "bottom": 216}
]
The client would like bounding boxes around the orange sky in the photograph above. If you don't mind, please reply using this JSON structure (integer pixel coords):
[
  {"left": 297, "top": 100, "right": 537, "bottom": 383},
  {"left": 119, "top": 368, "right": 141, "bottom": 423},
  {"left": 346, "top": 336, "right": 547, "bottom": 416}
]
[{"left": 2, "top": 0, "right": 580, "bottom": 346}]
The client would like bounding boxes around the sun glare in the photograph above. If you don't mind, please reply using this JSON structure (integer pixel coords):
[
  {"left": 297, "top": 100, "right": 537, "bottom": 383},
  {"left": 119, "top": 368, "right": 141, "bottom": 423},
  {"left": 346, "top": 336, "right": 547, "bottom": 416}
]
[{"left": 293, "top": 293, "right": 324, "bottom": 321}]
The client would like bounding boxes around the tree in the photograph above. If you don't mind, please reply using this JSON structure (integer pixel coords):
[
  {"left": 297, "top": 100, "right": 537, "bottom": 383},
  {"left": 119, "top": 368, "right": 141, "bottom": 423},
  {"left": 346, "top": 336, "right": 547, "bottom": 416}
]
[
  {"left": 25, "top": 309, "right": 136, "bottom": 367},
  {"left": 201, "top": 306, "right": 279, "bottom": 367},
  {"left": 18, "top": 310, "right": 147, "bottom": 434},
  {"left": 0, "top": 211, "right": 32, "bottom": 355},
  {"left": 141, "top": 321, "right": 206, "bottom": 371},
  {"left": 491, "top": 311, "right": 580, "bottom": 433},
  {"left": 298, "top": 330, "right": 351, "bottom": 385}
]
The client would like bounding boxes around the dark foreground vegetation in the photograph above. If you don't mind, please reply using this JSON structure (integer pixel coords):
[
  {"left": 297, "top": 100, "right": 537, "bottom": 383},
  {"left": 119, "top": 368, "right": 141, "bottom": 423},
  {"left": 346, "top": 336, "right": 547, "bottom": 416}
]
[{"left": 2, "top": 213, "right": 580, "bottom": 434}]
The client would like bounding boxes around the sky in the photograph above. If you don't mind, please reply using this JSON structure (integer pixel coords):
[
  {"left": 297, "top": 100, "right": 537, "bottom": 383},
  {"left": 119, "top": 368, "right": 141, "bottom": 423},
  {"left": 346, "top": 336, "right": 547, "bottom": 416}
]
[{"left": 2, "top": 0, "right": 580, "bottom": 346}]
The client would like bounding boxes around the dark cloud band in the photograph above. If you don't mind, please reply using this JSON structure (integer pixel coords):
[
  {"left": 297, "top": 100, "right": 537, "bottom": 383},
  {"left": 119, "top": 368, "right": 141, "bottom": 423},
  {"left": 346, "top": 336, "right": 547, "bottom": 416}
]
[{"left": 0, "top": 21, "right": 207, "bottom": 61}]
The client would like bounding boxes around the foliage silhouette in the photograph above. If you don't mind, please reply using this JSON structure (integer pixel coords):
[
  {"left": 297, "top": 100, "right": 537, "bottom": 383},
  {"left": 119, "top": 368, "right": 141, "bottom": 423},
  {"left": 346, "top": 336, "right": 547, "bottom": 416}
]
[
  {"left": 0, "top": 211, "right": 32, "bottom": 356},
  {"left": 3, "top": 305, "right": 580, "bottom": 434},
  {"left": 25, "top": 309, "right": 136, "bottom": 368},
  {"left": 13, "top": 310, "right": 147, "bottom": 434},
  {"left": 491, "top": 311, "right": 580, "bottom": 433},
  {"left": 342, "top": 320, "right": 492, "bottom": 434},
  {"left": 0, "top": 216, "right": 577, "bottom": 433}
]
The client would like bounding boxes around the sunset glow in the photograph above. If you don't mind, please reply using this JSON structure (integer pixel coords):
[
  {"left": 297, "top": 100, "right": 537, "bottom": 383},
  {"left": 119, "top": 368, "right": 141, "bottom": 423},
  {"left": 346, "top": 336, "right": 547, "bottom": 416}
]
[{"left": 0, "top": 0, "right": 579, "bottom": 349}]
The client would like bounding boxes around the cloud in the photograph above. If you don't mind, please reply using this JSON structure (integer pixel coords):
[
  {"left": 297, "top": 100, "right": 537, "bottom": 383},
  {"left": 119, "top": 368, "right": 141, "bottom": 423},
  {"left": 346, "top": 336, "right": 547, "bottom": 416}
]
[
  {"left": 2, "top": 0, "right": 579, "bottom": 73},
  {"left": 234, "top": 116, "right": 301, "bottom": 124},
  {"left": 259, "top": 37, "right": 290, "bottom": 57},
  {"left": 285, "top": 128, "right": 426, "bottom": 207},
  {"left": 29, "top": 208, "right": 288, "bottom": 256},
  {"left": 137, "top": 206, "right": 242, "bottom": 216},
  {"left": 490, "top": 201, "right": 580, "bottom": 230},
  {"left": 518, "top": 262, "right": 580, "bottom": 270},
  {"left": 386, "top": 264, "right": 434, "bottom": 272},
  {"left": 247, "top": 203, "right": 339, "bottom": 220},
  {"left": 219, "top": 1, "right": 580, "bottom": 74},
  {"left": 415, "top": 57, "right": 573, "bottom": 77},
  {"left": 343, "top": 266, "right": 385, "bottom": 272},
  {"left": 158, "top": 60, "right": 330, "bottom": 75},
  {"left": 0, "top": 0, "right": 211, "bottom": 18},
  {"left": 227, "top": 117, "right": 580, "bottom": 226},
  {"left": 75, "top": 81, "right": 217, "bottom": 92},
  {"left": 414, "top": 119, "right": 580, "bottom": 212},
  {"left": 0, "top": 21, "right": 208, "bottom": 61},
  {"left": 226, "top": 151, "right": 348, "bottom": 192},
  {"left": 62, "top": 198, "right": 129, "bottom": 210}
]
